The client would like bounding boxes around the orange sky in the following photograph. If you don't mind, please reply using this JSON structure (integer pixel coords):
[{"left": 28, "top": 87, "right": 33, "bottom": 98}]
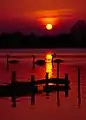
[{"left": 0, "top": 0, "right": 86, "bottom": 34}]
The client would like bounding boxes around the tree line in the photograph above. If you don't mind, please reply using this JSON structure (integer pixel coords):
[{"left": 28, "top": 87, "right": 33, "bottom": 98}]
[{"left": 0, "top": 20, "right": 86, "bottom": 48}]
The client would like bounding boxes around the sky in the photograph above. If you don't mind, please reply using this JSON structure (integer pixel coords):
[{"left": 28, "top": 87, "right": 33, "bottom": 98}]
[{"left": 0, "top": 0, "right": 86, "bottom": 35}]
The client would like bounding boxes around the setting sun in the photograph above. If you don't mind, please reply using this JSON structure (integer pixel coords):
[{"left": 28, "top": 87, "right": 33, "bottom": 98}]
[{"left": 46, "top": 24, "right": 53, "bottom": 30}]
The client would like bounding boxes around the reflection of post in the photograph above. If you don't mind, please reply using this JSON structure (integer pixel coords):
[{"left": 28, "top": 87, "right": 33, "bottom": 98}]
[
  {"left": 12, "top": 94, "right": 16, "bottom": 107},
  {"left": 46, "top": 73, "right": 49, "bottom": 87},
  {"left": 57, "top": 91, "right": 60, "bottom": 106},
  {"left": 31, "top": 93, "right": 35, "bottom": 105},
  {"left": 11, "top": 71, "right": 16, "bottom": 107},
  {"left": 45, "top": 73, "right": 49, "bottom": 97},
  {"left": 56, "top": 63, "right": 60, "bottom": 105},
  {"left": 30, "top": 75, "right": 35, "bottom": 105},
  {"left": 65, "top": 73, "right": 69, "bottom": 97},
  {"left": 78, "top": 68, "right": 81, "bottom": 107}
]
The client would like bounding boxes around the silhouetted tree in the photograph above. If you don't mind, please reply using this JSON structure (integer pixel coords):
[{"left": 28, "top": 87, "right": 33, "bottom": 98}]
[{"left": 71, "top": 20, "right": 86, "bottom": 46}]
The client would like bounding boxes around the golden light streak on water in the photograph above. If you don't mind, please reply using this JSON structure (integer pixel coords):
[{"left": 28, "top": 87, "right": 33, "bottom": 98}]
[{"left": 46, "top": 54, "right": 52, "bottom": 78}]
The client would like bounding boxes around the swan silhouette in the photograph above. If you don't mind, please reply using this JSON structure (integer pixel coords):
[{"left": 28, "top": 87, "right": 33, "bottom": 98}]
[
  {"left": 32, "top": 55, "right": 46, "bottom": 69},
  {"left": 6, "top": 55, "right": 20, "bottom": 71}
]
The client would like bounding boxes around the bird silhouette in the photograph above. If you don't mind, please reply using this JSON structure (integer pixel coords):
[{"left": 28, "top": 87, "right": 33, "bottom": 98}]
[
  {"left": 32, "top": 55, "right": 45, "bottom": 69},
  {"left": 6, "top": 55, "right": 20, "bottom": 71}
]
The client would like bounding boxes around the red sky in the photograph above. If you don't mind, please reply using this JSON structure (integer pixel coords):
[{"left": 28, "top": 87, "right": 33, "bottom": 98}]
[{"left": 0, "top": 0, "right": 86, "bottom": 35}]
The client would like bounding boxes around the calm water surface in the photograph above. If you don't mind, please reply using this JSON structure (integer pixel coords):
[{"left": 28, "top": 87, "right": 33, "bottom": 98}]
[{"left": 0, "top": 49, "right": 86, "bottom": 120}]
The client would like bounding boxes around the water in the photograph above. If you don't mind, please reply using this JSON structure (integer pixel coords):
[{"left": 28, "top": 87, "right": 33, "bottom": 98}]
[{"left": 0, "top": 49, "right": 86, "bottom": 120}]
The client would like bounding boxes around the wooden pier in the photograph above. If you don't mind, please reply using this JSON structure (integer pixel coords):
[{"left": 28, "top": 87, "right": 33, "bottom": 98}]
[
  {"left": 0, "top": 71, "right": 70, "bottom": 89},
  {"left": 11, "top": 71, "right": 70, "bottom": 85},
  {"left": 0, "top": 71, "right": 70, "bottom": 97},
  {"left": 0, "top": 71, "right": 70, "bottom": 107}
]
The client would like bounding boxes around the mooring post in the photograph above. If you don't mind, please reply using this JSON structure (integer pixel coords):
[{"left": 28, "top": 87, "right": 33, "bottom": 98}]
[
  {"left": 57, "top": 91, "right": 60, "bottom": 106},
  {"left": 6, "top": 55, "right": 9, "bottom": 71},
  {"left": 57, "top": 63, "right": 60, "bottom": 78},
  {"left": 52, "top": 55, "right": 54, "bottom": 68},
  {"left": 11, "top": 71, "right": 16, "bottom": 84},
  {"left": 65, "top": 73, "right": 69, "bottom": 97},
  {"left": 65, "top": 73, "right": 68, "bottom": 88},
  {"left": 31, "top": 75, "right": 35, "bottom": 82},
  {"left": 56, "top": 63, "right": 60, "bottom": 86},
  {"left": 31, "top": 75, "right": 35, "bottom": 91},
  {"left": 30, "top": 75, "right": 35, "bottom": 105},
  {"left": 32, "top": 55, "right": 35, "bottom": 69},
  {"left": 45, "top": 72, "right": 49, "bottom": 97},
  {"left": 31, "top": 93, "right": 35, "bottom": 105},
  {"left": 12, "top": 94, "right": 16, "bottom": 107},
  {"left": 78, "top": 68, "right": 80, "bottom": 90},
  {"left": 31, "top": 75, "right": 35, "bottom": 86},
  {"left": 78, "top": 68, "right": 81, "bottom": 107},
  {"left": 46, "top": 72, "right": 49, "bottom": 87},
  {"left": 65, "top": 88, "right": 68, "bottom": 97}
]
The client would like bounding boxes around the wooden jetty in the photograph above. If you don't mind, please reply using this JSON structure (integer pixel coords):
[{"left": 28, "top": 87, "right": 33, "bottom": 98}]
[
  {"left": 0, "top": 71, "right": 70, "bottom": 96},
  {"left": 9, "top": 71, "right": 70, "bottom": 87},
  {"left": 0, "top": 71, "right": 70, "bottom": 107},
  {"left": 0, "top": 83, "right": 70, "bottom": 107}
]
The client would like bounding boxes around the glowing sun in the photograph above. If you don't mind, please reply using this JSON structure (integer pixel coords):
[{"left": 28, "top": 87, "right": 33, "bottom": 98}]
[{"left": 46, "top": 24, "right": 53, "bottom": 30}]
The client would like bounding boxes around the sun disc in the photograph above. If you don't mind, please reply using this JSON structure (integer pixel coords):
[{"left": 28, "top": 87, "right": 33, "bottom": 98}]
[{"left": 46, "top": 24, "right": 53, "bottom": 30}]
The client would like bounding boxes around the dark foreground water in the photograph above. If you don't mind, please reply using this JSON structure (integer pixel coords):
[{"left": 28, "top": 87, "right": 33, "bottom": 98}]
[{"left": 0, "top": 49, "right": 86, "bottom": 120}]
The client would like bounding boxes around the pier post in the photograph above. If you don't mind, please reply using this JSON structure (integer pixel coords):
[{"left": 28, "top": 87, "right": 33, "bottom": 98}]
[
  {"left": 46, "top": 72, "right": 49, "bottom": 87},
  {"left": 57, "top": 63, "right": 60, "bottom": 78},
  {"left": 45, "top": 73, "right": 49, "bottom": 97},
  {"left": 32, "top": 55, "right": 35, "bottom": 69},
  {"left": 11, "top": 71, "right": 16, "bottom": 107},
  {"left": 57, "top": 91, "right": 60, "bottom": 106},
  {"left": 65, "top": 73, "right": 69, "bottom": 97},
  {"left": 78, "top": 68, "right": 81, "bottom": 107},
  {"left": 30, "top": 75, "right": 36, "bottom": 105},
  {"left": 78, "top": 68, "right": 80, "bottom": 90},
  {"left": 31, "top": 75, "right": 35, "bottom": 83},
  {"left": 52, "top": 55, "right": 54, "bottom": 68},
  {"left": 6, "top": 55, "right": 9, "bottom": 71},
  {"left": 31, "top": 93, "right": 35, "bottom": 105},
  {"left": 12, "top": 94, "right": 16, "bottom": 107},
  {"left": 65, "top": 73, "right": 68, "bottom": 87},
  {"left": 11, "top": 71, "right": 16, "bottom": 84},
  {"left": 31, "top": 75, "right": 35, "bottom": 91}
]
